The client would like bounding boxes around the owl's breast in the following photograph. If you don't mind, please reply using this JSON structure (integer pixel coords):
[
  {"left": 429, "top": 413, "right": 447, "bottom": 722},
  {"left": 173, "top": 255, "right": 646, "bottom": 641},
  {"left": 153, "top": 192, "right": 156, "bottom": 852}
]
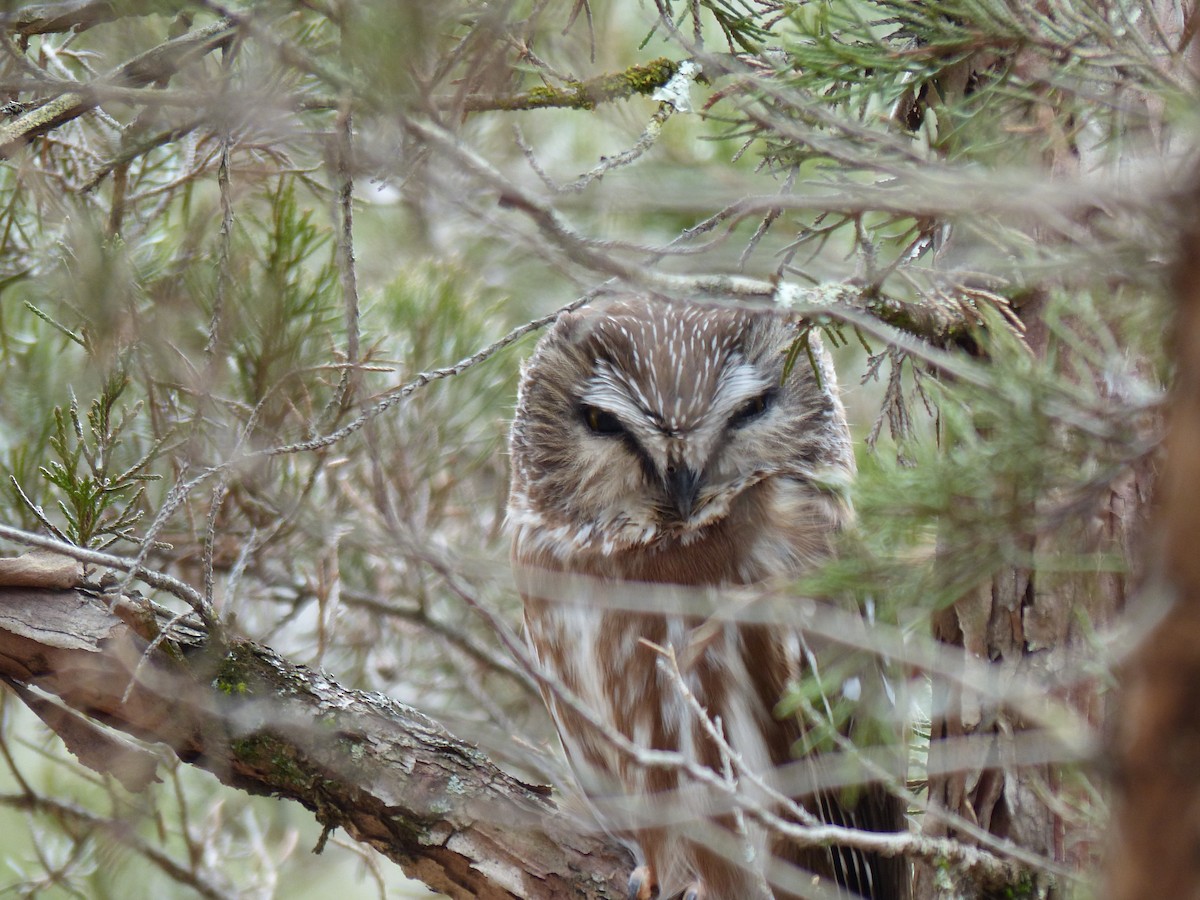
[{"left": 512, "top": 474, "right": 846, "bottom": 587}]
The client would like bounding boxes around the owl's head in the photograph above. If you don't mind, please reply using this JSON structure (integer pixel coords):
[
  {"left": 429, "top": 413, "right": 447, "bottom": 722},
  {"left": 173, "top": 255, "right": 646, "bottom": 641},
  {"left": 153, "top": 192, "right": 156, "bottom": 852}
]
[{"left": 507, "top": 297, "right": 853, "bottom": 559}]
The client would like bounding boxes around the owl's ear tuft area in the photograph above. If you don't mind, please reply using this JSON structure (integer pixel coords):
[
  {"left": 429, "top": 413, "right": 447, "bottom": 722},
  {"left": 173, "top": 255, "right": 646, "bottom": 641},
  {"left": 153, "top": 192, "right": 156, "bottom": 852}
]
[
  {"left": 546, "top": 305, "right": 615, "bottom": 350},
  {"left": 551, "top": 294, "right": 661, "bottom": 340},
  {"left": 549, "top": 309, "right": 586, "bottom": 343}
]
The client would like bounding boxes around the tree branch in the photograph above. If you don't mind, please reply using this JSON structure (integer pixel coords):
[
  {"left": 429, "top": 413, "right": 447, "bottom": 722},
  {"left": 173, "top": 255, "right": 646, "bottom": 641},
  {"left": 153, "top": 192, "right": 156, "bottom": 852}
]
[
  {"left": 0, "top": 585, "right": 631, "bottom": 900},
  {"left": 1, "top": 0, "right": 189, "bottom": 37},
  {"left": 0, "top": 18, "right": 235, "bottom": 158},
  {"left": 460, "top": 58, "right": 678, "bottom": 111}
]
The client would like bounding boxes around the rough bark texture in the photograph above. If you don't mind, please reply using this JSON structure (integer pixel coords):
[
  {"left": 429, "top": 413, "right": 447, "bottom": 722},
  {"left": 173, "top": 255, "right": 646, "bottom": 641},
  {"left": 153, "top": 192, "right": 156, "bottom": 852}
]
[
  {"left": 1107, "top": 179, "right": 1200, "bottom": 900},
  {"left": 911, "top": 14, "right": 1169, "bottom": 888},
  {"left": 919, "top": 295, "right": 1154, "bottom": 900},
  {"left": 0, "top": 583, "right": 632, "bottom": 900}
]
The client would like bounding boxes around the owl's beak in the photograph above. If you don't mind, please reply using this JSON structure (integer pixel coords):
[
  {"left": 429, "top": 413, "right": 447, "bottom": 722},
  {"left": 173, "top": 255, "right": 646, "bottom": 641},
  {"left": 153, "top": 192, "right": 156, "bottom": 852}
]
[{"left": 665, "top": 464, "right": 701, "bottom": 521}]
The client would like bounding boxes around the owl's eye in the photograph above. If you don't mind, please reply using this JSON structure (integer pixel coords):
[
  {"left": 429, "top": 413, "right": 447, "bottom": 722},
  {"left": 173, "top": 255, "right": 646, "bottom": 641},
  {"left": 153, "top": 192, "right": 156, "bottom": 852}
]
[
  {"left": 581, "top": 405, "right": 625, "bottom": 436},
  {"left": 729, "top": 392, "right": 773, "bottom": 429}
]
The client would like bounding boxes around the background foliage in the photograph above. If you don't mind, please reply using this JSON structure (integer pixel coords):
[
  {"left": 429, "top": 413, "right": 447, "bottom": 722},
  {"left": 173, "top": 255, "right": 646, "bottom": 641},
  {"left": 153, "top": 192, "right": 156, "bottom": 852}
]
[{"left": 0, "top": 0, "right": 1189, "bottom": 896}]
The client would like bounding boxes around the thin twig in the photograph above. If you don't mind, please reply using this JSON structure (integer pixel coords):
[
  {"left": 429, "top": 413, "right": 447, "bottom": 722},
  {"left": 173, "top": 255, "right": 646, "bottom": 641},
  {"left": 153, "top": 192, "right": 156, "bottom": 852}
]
[
  {"left": 263, "top": 293, "right": 593, "bottom": 458},
  {"left": 0, "top": 20, "right": 236, "bottom": 158},
  {"left": 325, "top": 90, "right": 360, "bottom": 419},
  {"left": 0, "top": 523, "right": 207, "bottom": 615},
  {"left": 0, "top": 791, "right": 234, "bottom": 899}
]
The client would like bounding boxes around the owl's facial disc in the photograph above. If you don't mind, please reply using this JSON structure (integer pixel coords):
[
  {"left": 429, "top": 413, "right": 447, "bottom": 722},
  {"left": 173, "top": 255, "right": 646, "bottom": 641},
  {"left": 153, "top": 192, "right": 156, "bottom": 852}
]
[
  {"left": 509, "top": 299, "right": 855, "bottom": 560},
  {"left": 577, "top": 367, "right": 778, "bottom": 532}
]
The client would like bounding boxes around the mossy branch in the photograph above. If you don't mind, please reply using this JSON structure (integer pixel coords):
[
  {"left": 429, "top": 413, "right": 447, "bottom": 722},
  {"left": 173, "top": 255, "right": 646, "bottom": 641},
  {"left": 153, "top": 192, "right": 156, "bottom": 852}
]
[
  {"left": 0, "top": 586, "right": 632, "bottom": 900},
  {"left": 1, "top": 0, "right": 189, "bottom": 37},
  {"left": 0, "top": 19, "right": 235, "bottom": 158},
  {"left": 461, "top": 57, "right": 678, "bottom": 111}
]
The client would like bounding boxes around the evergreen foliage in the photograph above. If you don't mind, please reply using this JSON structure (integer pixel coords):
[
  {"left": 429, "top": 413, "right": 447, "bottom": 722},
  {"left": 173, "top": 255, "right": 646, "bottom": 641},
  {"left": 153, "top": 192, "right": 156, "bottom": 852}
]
[{"left": 0, "top": 0, "right": 1187, "bottom": 896}]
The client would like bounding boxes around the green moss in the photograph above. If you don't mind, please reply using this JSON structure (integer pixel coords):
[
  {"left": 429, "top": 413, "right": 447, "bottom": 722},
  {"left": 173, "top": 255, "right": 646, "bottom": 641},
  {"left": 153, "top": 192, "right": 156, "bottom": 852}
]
[
  {"left": 613, "top": 57, "right": 679, "bottom": 95},
  {"left": 212, "top": 643, "right": 258, "bottom": 696},
  {"left": 518, "top": 84, "right": 569, "bottom": 110},
  {"left": 215, "top": 674, "right": 249, "bottom": 695},
  {"left": 480, "top": 58, "right": 679, "bottom": 111},
  {"left": 230, "top": 734, "right": 314, "bottom": 793},
  {"left": 931, "top": 854, "right": 1043, "bottom": 900},
  {"left": 992, "top": 873, "right": 1042, "bottom": 900}
]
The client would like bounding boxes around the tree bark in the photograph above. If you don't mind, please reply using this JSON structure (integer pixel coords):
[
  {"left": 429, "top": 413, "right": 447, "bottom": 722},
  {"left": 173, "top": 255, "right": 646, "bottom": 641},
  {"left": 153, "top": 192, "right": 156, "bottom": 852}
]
[
  {"left": 1107, "top": 178, "right": 1200, "bottom": 900},
  {"left": 910, "top": 21, "right": 1165, "bottom": 887},
  {"left": 0, "top": 584, "right": 632, "bottom": 900},
  {"left": 918, "top": 292, "right": 1154, "bottom": 899}
]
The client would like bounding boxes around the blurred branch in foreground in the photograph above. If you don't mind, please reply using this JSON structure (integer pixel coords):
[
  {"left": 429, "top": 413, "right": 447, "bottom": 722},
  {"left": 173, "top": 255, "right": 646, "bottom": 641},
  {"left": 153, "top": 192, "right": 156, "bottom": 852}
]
[
  {"left": 0, "top": 580, "right": 630, "bottom": 900},
  {"left": 0, "top": 17, "right": 235, "bottom": 158}
]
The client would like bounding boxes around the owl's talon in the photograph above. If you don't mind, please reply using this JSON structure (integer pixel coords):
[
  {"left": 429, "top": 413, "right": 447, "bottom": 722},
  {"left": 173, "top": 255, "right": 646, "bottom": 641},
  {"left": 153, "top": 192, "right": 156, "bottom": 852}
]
[
  {"left": 682, "top": 882, "right": 705, "bottom": 900},
  {"left": 627, "top": 865, "right": 658, "bottom": 900}
]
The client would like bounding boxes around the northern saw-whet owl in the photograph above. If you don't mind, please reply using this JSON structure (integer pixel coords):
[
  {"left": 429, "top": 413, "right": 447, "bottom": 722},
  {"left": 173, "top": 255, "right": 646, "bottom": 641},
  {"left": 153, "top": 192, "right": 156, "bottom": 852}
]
[{"left": 508, "top": 297, "right": 908, "bottom": 900}]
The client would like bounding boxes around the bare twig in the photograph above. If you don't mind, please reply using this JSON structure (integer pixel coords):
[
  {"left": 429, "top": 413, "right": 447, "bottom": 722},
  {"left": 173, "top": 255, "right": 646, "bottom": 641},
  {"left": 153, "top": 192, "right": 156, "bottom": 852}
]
[
  {"left": 0, "top": 19, "right": 236, "bottom": 158},
  {"left": 326, "top": 91, "right": 360, "bottom": 418},
  {"left": 0, "top": 791, "right": 234, "bottom": 899},
  {"left": 0, "top": 523, "right": 207, "bottom": 615},
  {"left": 264, "top": 294, "right": 593, "bottom": 458}
]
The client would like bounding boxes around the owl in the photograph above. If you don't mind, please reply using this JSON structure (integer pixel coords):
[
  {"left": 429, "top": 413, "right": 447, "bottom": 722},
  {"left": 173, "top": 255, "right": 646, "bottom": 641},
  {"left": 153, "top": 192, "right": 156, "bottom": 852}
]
[{"left": 508, "top": 296, "right": 907, "bottom": 900}]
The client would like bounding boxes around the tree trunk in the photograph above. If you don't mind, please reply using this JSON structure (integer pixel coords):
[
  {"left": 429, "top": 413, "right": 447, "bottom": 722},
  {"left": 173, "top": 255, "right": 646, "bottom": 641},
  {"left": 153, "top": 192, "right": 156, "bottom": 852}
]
[
  {"left": 918, "top": 292, "right": 1154, "bottom": 899},
  {"left": 1107, "top": 177, "right": 1200, "bottom": 900}
]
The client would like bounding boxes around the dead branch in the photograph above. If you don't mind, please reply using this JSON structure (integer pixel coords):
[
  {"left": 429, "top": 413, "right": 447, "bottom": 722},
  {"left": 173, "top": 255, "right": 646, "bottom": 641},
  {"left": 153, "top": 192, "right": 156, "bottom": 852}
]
[
  {"left": 0, "top": 584, "right": 631, "bottom": 900},
  {"left": 459, "top": 58, "right": 678, "bottom": 111},
  {"left": 0, "top": 19, "right": 235, "bottom": 158},
  {"left": 2, "top": 0, "right": 188, "bottom": 37}
]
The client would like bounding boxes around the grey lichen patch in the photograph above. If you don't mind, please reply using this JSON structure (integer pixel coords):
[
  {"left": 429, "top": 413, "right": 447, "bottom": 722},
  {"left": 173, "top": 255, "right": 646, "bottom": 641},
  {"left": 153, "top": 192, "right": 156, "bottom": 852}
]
[{"left": 347, "top": 737, "right": 367, "bottom": 763}]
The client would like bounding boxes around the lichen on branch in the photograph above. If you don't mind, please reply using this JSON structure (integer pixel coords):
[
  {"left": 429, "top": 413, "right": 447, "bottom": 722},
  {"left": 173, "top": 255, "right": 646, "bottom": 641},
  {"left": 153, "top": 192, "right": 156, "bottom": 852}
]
[
  {"left": 0, "top": 585, "right": 632, "bottom": 900},
  {"left": 462, "top": 57, "right": 679, "bottom": 111}
]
